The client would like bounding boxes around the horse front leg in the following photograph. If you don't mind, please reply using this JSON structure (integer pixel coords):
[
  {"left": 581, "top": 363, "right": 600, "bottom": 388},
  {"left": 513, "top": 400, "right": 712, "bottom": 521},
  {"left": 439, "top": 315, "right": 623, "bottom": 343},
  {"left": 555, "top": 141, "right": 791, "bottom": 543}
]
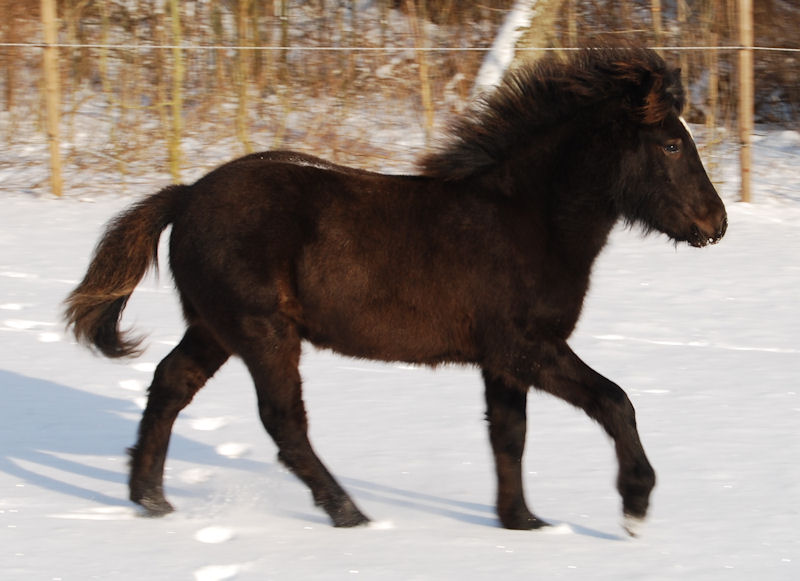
[
  {"left": 482, "top": 369, "right": 549, "bottom": 530},
  {"left": 530, "top": 340, "right": 656, "bottom": 536}
]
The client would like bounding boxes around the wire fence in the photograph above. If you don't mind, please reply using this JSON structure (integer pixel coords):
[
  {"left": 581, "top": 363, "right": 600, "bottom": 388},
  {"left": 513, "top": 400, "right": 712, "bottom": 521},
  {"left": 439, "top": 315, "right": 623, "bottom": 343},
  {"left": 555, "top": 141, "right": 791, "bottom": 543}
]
[
  {"left": 3, "top": 41, "right": 800, "bottom": 52},
  {"left": 2, "top": 1, "right": 799, "bottom": 200}
]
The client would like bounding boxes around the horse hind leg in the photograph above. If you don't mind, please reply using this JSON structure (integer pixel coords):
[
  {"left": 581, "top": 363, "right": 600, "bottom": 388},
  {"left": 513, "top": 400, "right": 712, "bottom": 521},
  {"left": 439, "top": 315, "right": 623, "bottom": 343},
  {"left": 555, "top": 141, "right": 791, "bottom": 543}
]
[
  {"left": 128, "top": 324, "right": 229, "bottom": 516},
  {"left": 237, "top": 315, "right": 369, "bottom": 527}
]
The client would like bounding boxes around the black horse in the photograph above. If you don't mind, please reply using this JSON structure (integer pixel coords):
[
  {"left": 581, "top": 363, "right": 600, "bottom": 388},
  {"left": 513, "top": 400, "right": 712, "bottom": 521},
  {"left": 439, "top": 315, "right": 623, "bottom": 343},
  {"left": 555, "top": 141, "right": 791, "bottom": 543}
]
[{"left": 64, "top": 47, "right": 727, "bottom": 535}]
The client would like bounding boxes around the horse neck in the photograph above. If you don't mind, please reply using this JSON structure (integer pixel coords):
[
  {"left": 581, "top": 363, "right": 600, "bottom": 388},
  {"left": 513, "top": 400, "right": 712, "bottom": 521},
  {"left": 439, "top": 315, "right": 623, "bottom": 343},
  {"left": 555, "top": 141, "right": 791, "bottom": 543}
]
[{"left": 499, "top": 125, "right": 622, "bottom": 271}]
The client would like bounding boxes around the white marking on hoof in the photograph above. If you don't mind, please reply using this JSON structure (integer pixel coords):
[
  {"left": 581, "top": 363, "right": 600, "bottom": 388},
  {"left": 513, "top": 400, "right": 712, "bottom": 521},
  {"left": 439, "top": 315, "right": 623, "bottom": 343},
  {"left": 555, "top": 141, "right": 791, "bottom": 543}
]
[
  {"left": 194, "top": 526, "right": 235, "bottom": 544},
  {"left": 622, "top": 514, "right": 646, "bottom": 537}
]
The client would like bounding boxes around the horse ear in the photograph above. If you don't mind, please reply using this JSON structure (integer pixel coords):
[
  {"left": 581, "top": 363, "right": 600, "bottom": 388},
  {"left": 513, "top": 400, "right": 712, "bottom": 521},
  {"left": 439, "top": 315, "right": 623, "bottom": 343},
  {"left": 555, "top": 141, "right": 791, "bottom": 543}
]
[
  {"left": 666, "top": 67, "right": 686, "bottom": 113},
  {"left": 638, "top": 68, "right": 683, "bottom": 124},
  {"left": 637, "top": 69, "right": 656, "bottom": 100},
  {"left": 620, "top": 68, "right": 655, "bottom": 119},
  {"left": 606, "top": 49, "right": 684, "bottom": 124}
]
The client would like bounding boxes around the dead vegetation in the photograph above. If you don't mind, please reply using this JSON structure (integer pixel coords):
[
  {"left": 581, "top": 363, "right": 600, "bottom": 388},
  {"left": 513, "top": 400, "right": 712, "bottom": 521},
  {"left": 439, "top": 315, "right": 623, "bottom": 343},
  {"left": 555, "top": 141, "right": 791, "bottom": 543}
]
[{"left": 0, "top": 0, "right": 797, "bottom": 193}]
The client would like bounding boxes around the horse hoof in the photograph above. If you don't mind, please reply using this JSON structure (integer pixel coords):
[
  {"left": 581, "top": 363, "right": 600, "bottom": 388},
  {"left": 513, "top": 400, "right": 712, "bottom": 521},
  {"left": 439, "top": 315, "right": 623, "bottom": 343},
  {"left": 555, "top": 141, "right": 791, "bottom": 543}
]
[
  {"left": 501, "top": 513, "right": 550, "bottom": 531},
  {"left": 133, "top": 494, "right": 175, "bottom": 517},
  {"left": 333, "top": 514, "right": 370, "bottom": 528},
  {"left": 622, "top": 513, "right": 645, "bottom": 537},
  {"left": 330, "top": 501, "right": 370, "bottom": 528}
]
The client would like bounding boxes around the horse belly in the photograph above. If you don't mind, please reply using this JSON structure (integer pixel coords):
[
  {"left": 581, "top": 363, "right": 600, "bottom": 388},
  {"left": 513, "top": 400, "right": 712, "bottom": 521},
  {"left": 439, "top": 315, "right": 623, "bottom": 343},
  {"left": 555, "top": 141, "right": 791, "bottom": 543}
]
[
  {"left": 296, "top": 259, "right": 476, "bottom": 365},
  {"left": 304, "top": 309, "right": 474, "bottom": 365}
]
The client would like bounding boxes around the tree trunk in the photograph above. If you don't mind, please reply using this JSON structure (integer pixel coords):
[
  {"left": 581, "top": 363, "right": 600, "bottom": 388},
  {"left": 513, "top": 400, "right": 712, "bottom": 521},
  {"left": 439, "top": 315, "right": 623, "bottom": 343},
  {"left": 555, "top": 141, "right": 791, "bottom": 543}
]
[
  {"left": 738, "top": 0, "right": 753, "bottom": 202},
  {"left": 41, "top": 0, "right": 62, "bottom": 196},
  {"left": 168, "top": 0, "right": 184, "bottom": 182}
]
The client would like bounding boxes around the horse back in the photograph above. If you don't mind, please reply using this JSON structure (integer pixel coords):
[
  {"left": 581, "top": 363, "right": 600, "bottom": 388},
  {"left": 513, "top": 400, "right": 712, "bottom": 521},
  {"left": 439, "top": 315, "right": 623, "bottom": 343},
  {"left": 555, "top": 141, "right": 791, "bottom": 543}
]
[{"left": 168, "top": 154, "right": 579, "bottom": 366}]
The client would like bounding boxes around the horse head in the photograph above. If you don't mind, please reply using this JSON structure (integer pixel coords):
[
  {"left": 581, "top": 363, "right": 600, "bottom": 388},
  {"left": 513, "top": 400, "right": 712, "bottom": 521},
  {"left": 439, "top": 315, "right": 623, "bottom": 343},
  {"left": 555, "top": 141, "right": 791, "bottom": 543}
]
[{"left": 612, "top": 55, "right": 728, "bottom": 248}]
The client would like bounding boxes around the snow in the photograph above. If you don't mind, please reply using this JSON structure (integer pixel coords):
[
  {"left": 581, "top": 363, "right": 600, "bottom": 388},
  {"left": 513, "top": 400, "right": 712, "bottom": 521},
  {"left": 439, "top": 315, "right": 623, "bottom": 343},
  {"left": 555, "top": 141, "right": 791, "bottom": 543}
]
[{"left": 2, "top": 130, "right": 800, "bottom": 580}]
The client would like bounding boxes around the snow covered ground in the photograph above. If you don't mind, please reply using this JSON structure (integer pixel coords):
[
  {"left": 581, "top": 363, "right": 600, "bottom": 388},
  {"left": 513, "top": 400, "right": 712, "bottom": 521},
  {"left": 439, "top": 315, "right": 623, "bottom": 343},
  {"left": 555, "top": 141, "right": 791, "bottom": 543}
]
[{"left": 1, "top": 129, "right": 799, "bottom": 580}]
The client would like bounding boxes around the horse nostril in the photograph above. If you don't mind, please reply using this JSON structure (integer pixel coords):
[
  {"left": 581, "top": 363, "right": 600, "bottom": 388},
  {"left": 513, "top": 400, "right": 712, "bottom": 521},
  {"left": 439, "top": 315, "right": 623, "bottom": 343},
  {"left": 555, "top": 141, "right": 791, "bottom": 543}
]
[
  {"left": 708, "top": 215, "right": 728, "bottom": 245},
  {"left": 718, "top": 216, "right": 729, "bottom": 240}
]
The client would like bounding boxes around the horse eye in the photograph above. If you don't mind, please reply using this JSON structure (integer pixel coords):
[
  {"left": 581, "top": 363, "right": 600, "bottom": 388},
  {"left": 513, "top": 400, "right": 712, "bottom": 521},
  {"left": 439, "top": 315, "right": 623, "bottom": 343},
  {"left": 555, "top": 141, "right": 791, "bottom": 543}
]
[{"left": 663, "top": 142, "right": 681, "bottom": 154}]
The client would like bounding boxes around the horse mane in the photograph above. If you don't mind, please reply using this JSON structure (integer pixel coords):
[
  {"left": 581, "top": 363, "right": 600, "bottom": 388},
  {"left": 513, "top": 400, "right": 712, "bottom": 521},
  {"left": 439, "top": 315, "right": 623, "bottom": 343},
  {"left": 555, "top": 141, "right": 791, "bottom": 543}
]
[{"left": 419, "top": 47, "right": 685, "bottom": 181}]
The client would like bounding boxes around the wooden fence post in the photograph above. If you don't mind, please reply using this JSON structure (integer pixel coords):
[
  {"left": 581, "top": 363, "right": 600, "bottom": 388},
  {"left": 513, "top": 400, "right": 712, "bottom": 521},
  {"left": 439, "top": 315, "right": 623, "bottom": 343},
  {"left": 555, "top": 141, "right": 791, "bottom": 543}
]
[
  {"left": 738, "top": 0, "right": 753, "bottom": 202},
  {"left": 651, "top": 0, "right": 663, "bottom": 46},
  {"left": 235, "top": 0, "right": 253, "bottom": 154},
  {"left": 406, "top": 0, "right": 435, "bottom": 145},
  {"left": 677, "top": 1, "right": 689, "bottom": 96},
  {"left": 168, "top": 0, "right": 184, "bottom": 183},
  {"left": 41, "top": 0, "right": 62, "bottom": 197}
]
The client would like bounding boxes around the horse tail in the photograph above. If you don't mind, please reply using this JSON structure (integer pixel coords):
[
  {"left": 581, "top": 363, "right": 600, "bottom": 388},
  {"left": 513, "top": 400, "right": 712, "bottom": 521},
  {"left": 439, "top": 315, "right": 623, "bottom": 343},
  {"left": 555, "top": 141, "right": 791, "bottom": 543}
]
[{"left": 64, "top": 184, "right": 187, "bottom": 358}]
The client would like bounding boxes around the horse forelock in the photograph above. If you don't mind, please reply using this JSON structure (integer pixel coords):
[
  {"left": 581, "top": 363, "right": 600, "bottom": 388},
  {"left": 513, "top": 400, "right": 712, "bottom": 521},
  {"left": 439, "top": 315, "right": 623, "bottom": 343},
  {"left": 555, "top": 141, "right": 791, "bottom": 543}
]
[
  {"left": 640, "top": 68, "right": 685, "bottom": 125},
  {"left": 419, "top": 47, "right": 684, "bottom": 181}
]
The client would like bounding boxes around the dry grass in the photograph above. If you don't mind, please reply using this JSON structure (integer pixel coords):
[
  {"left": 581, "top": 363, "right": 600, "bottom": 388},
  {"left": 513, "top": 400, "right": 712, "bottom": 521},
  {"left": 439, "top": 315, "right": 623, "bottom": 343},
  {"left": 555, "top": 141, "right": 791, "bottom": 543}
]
[{"left": 0, "top": 1, "right": 797, "bottom": 195}]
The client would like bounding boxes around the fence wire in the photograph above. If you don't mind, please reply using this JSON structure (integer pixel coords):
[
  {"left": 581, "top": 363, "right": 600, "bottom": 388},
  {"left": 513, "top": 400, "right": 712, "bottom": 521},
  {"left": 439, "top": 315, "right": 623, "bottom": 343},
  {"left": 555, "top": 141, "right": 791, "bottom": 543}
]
[
  {"left": 2, "top": 1, "right": 798, "bottom": 199},
  {"left": 2, "top": 42, "right": 799, "bottom": 52}
]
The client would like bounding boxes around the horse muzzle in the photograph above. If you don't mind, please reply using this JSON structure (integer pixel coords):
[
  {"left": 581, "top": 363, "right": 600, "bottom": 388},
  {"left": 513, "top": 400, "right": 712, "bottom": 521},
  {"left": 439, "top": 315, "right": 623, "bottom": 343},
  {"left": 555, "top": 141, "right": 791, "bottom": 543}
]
[{"left": 689, "top": 213, "right": 728, "bottom": 248}]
